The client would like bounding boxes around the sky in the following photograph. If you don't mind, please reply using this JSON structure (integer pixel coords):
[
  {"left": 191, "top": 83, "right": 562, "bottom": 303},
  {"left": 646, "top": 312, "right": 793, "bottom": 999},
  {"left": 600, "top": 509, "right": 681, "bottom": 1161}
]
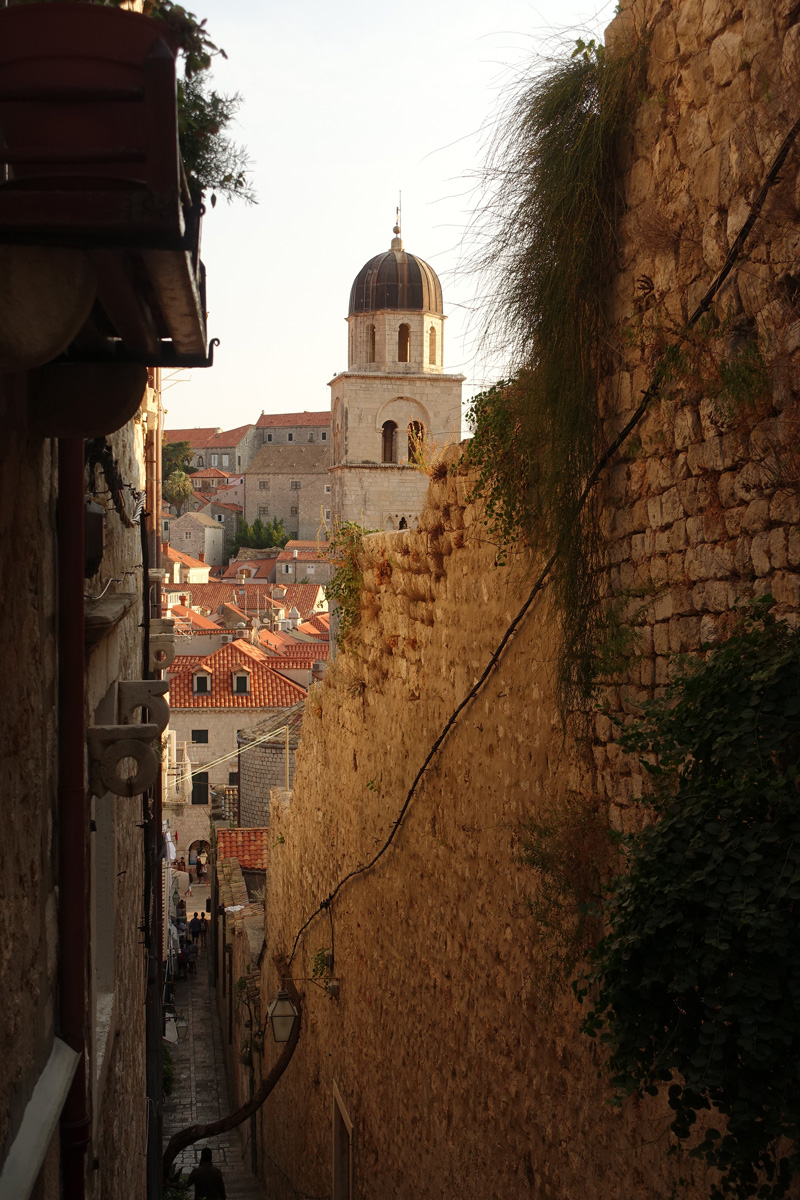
[{"left": 162, "top": 0, "right": 617, "bottom": 435}]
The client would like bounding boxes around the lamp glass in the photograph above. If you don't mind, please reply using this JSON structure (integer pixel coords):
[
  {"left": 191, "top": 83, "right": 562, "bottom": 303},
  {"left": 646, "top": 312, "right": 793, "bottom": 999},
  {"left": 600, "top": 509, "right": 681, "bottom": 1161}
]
[
  {"left": 175, "top": 1013, "right": 189, "bottom": 1040},
  {"left": 267, "top": 989, "right": 298, "bottom": 1043}
]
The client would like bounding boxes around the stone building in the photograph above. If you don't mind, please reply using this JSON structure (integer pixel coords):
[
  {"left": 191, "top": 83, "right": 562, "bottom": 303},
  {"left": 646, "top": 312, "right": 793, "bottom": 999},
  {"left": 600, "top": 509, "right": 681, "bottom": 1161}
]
[
  {"left": 252, "top": 3, "right": 800, "bottom": 1199},
  {"left": 167, "top": 641, "right": 307, "bottom": 805},
  {"left": 255, "top": 409, "right": 330, "bottom": 446},
  {"left": 237, "top": 701, "right": 305, "bottom": 825},
  {"left": 329, "top": 222, "right": 464, "bottom": 531},
  {"left": 169, "top": 509, "right": 226, "bottom": 566},
  {"left": 165, "top": 422, "right": 258, "bottom": 471},
  {"left": 244, "top": 442, "right": 331, "bottom": 540},
  {"left": 0, "top": 5, "right": 211, "bottom": 1195}
]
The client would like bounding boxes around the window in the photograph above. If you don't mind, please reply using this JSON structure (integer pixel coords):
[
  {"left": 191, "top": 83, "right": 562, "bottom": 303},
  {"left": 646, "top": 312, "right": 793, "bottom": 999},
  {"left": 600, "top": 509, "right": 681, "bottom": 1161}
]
[
  {"left": 259, "top": 506, "right": 269, "bottom": 519},
  {"left": 282, "top": 564, "right": 291, "bottom": 575},
  {"left": 185, "top": 532, "right": 191, "bottom": 540},
  {"left": 429, "top": 325, "right": 437, "bottom": 365},
  {"left": 191, "top": 771, "right": 209, "bottom": 806},
  {"left": 291, "top": 505, "right": 298, "bottom": 515},
  {"left": 307, "top": 565, "right": 315, "bottom": 575},
  {"left": 368, "top": 323, "right": 376, "bottom": 363},
  {"left": 211, "top": 454, "right": 218, "bottom": 466},
  {"left": 308, "top": 433, "right": 314, "bottom": 442},
  {"left": 382, "top": 420, "right": 397, "bottom": 464},
  {"left": 222, "top": 454, "right": 229, "bottom": 466},
  {"left": 259, "top": 480, "right": 269, "bottom": 490},
  {"left": 325, "top": 485, "right": 331, "bottom": 494},
  {"left": 197, "top": 456, "right": 204, "bottom": 467},
  {"left": 321, "top": 431, "right": 327, "bottom": 442},
  {"left": 193, "top": 673, "right": 210, "bottom": 694},
  {"left": 399, "top": 516, "right": 407, "bottom": 530},
  {"left": 288, "top": 433, "right": 293, "bottom": 442},
  {"left": 267, "top": 433, "right": 273, "bottom": 442},
  {"left": 398, "top": 323, "right": 410, "bottom": 363},
  {"left": 332, "top": 1083, "right": 353, "bottom": 1200},
  {"left": 290, "top": 480, "right": 301, "bottom": 490},
  {"left": 216, "top": 515, "right": 223, "bottom": 523},
  {"left": 191, "top": 729, "right": 208, "bottom": 743},
  {"left": 228, "top": 771, "right": 239, "bottom": 787},
  {"left": 325, "top": 509, "right": 331, "bottom": 521},
  {"left": 238, "top": 456, "right": 241, "bottom": 466},
  {"left": 233, "top": 673, "right": 250, "bottom": 695}
]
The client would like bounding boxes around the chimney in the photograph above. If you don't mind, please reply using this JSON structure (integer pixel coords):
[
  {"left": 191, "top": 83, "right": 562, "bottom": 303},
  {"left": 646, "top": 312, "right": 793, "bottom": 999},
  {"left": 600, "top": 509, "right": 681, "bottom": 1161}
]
[
  {"left": 180, "top": 594, "right": 188, "bottom": 606},
  {"left": 198, "top": 551, "right": 205, "bottom": 563}
]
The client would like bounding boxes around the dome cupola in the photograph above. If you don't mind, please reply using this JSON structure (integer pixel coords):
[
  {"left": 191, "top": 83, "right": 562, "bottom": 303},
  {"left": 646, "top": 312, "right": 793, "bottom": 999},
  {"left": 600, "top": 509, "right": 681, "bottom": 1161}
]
[{"left": 348, "top": 222, "right": 443, "bottom": 316}]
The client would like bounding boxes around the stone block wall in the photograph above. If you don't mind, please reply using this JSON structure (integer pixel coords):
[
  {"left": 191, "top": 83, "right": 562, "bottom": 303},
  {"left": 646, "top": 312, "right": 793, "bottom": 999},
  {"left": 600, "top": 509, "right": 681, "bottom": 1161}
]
[
  {"left": 238, "top": 741, "right": 296, "bottom": 825},
  {"left": 256, "top": 3, "right": 800, "bottom": 1198}
]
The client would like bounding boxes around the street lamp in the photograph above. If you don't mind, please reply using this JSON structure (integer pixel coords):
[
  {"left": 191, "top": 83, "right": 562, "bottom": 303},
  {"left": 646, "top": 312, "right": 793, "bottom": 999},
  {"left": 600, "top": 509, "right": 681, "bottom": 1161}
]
[
  {"left": 267, "top": 989, "right": 298, "bottom": 1043},
  {"left": 175, "top": 1012, "right": 189, "bottom": 1040}
]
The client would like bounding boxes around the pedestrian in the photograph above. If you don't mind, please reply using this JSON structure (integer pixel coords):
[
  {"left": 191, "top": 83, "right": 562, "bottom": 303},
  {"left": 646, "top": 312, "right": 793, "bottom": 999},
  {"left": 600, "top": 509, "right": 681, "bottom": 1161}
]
[
  {"left": 189, "top": 848, "right": 197, "bottom": 880},
  {"left": 187, "top": 1147, "right": 226, "bottom": 1198},
  {"left": 178, "top": 857, "right": 186, "bottom": 874},
  {"left": 185, "top": 937, "right": 199, "bottom": 975},
  {"left": 198, "top": 912, "right": 208, "bottom": 947},
  {"left": 189, "top": 911, "right": 202, "bottom": 940}
]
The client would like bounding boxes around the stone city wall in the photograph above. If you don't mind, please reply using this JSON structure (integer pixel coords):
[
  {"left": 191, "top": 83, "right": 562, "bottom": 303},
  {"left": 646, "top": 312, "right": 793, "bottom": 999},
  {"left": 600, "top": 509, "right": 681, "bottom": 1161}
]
[{"left": 257, "top": 2, "right": 800, "bottom": 1198}]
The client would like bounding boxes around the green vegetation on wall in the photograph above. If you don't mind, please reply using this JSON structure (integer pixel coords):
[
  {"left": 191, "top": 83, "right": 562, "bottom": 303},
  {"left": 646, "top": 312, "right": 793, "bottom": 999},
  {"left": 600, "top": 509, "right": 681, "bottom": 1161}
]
[
  {"left": 578, "top": 602, "right": 800, "bottom": 1200},
  {"left": 464, "top": 38, "right": 646, "bottom": 712}
]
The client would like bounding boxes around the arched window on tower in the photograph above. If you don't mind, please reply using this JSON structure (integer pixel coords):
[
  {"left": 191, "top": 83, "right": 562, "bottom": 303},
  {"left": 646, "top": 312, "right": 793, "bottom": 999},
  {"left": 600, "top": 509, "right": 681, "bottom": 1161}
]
[
  {"left": 369, "top": 324, "right": 376, "bottom": 363},
  {"left": 398, "top": 323, "right": 410, "bottom": 363},
  {"left": 382, "top": 420, "right": 397, "bottom": 464},
  {"left": 196, "top": 456, "right": 204, "bottom": 467},
  {"left": 429, "top": 325, "right": 436, "bottom": 365},
  {"left": 399, "top": 516, "right": 407, "bottom": 530},
  {"left": 408, "top": 421, "right": 424, "bottom": 463}
]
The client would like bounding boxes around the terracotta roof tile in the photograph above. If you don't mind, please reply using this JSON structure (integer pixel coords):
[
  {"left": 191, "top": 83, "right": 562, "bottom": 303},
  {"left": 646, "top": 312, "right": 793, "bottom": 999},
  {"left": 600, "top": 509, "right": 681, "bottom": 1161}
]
[
  {"left": 164, "top": 427, "right": 220, "bottom": 448},
  {"left": 217, "top": 828, "right": 270, "bottom": 871},
  {"left": 255, "top": 411, "right": 331, "bottom": 429},
  {"left": 191, "top": 467, "right": 230, "bottom": 480},
  {"left": 168, "top": 642, "right": 307, "bottom": 709},
  {"left": 166, "top": 546, "right": 209, "bottom": 569}
]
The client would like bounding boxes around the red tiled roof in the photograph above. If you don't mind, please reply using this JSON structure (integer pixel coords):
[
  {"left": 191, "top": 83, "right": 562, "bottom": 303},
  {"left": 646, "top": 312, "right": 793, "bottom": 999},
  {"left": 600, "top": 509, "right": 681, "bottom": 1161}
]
[
  {"left": 171, "top": 605, "right": 221, "bottom": 630},
  {"left": 204, "top": 424, "right": 254, "bottom": 448},
  {"left": 256, "top": 411, "right": 331, "bottom": 428},
  {"left": 192, "top": 467, "right": 230, "bottom": 480},
  {"left": 164, "top": 427, "right": 220, "bottom": 448},
  {"left": 279, "top": 584, "right": 327, "bottom": 618},
  {"left": 217, "top": 828, "right": 269, "bottom": 871},
  {"left": 169, "top": 642, "right": 307, "bottom": 708},
  {"left": 165, "top": 546, "right": 209, "bottom": 569},
  {"left": 268, "top": 655, "right": 327, "bottom": 669},
  {"left": 259, "top": 631, "right": 330, "bottom": 659},
  {"left": 221, "top": 602, "right": 249, "bottom": 621},
  {"left": 277, "top": 548, "right": 328, "bottom": 563},
  {"left": 209, "top": 501, "right": 243, "bottom": 514},
  {"left": 222, "top": 559, "right": 275, "bottom": 580},
  {"left": 298, "top": 614, "right": 330, "bottom": 636}
]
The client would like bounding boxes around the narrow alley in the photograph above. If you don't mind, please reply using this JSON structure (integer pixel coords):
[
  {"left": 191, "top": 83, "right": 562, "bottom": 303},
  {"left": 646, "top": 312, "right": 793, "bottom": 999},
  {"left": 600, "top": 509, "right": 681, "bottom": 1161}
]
[{"left": 163, "top": 886, "right": 266, "bottom": 1200}]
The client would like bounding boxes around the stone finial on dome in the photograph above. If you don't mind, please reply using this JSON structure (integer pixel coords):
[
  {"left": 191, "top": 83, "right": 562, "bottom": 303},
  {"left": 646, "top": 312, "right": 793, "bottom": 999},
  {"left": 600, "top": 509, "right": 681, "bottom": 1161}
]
[{"left": 391, "top": 205, "right": 403, "bottom": 251}]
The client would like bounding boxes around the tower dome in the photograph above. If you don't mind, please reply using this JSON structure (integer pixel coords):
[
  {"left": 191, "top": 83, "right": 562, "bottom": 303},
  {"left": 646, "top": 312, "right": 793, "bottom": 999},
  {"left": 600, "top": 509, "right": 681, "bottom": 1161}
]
[{"left": 348, "top": 224, "right": 443, "bottom": 316}]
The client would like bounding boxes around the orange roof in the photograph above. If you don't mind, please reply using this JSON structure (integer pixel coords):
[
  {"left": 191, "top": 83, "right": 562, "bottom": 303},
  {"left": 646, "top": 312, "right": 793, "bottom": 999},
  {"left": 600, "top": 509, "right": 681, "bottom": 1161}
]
[
  {"left": 169, "top": 642, "right": 307, "bottom": 709},
  {"left": 256, "top": 410, "right": 331, "bottom": 428},
  {"left": 204, "top": 424, "right": 254, "bottom": 448},
  {"left": 277, "top": 548, "right": 327, "bottom": 563},
  {"left": 165, "top": 546, "right": 208, "bottom": 569},
  {"left": 217, "top": 828, "right": 269, "bottom": 871},
  {"left": 164, "top": 427, "right": 220, "bottom": 448},
  {"left": 259, "top": 632, "right": 330, "bottom": 659},
  {"left": 171, "top": 605, "right": 221, "bottom": 630},
  {"left": 222, "top": 559, "right": 275, "bottom": 580},
  {"left": 192, "top": 467, "right": 230, "bottom": 480},
  {"left": 298, "top": 614, "right": 330, "bottom": 636}
]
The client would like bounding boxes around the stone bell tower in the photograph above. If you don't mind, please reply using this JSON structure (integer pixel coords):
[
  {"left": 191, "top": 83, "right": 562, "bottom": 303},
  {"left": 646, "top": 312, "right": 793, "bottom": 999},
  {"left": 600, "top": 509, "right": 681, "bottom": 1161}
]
[{"left": 329, "top": 217, "right": 464, "bottom": 531}]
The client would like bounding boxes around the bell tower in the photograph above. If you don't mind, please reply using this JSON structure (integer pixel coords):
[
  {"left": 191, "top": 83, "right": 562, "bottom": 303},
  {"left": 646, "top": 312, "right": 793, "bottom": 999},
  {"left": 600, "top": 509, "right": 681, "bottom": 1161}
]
[{"left": 329, "top": 219, "right": 464, "bottom": 531}]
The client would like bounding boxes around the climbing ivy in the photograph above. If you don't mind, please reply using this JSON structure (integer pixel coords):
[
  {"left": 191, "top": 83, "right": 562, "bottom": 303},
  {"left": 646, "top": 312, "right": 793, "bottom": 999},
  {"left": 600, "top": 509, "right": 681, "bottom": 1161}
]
[
  {"left": 323, "top": 521, "right": 374, "bottom": 649},
  {"left": 577, "top": 600, "right": 800, "bottom": 1199}
]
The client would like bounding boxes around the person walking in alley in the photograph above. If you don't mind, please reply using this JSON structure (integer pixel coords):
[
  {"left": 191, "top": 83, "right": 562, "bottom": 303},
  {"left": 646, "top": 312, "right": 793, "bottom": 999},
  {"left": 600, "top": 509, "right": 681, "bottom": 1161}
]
[
  {"left": 189, "top": 912, "right": 202, "bottom": 940},
  {"left": 184, "top": 936, "right": 199, "bottom": 975},
  {"left": 198, "top": 912, "right": 208, "bottom": 947},
  {"left": 187, "top": 1147, "right": 226, "bottom": 1198}
]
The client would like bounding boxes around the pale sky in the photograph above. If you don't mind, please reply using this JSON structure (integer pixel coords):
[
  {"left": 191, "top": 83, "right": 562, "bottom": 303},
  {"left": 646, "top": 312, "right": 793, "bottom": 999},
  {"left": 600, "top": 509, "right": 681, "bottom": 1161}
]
[{"left": 162, "top": 0, "right": 617, "bottom": 433}]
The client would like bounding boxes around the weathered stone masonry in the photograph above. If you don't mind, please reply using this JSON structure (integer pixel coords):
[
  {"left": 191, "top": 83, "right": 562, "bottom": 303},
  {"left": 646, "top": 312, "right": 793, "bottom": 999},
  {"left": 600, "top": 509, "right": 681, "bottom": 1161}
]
[{"left": 256, "top": 3, "right": 800, "bottom": 1198}]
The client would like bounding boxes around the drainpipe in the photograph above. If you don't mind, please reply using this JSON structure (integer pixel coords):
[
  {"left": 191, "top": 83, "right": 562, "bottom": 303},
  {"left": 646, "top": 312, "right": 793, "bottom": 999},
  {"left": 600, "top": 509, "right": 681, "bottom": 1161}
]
[{"left": 57, "top": 436, "right": 89, "bottom": 1198}]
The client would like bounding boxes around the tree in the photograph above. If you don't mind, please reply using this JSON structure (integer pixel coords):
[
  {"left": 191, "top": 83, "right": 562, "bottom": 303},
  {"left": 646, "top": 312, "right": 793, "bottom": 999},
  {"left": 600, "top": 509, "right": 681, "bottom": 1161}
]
[
  {"left": 163, "top": 469, "right": 196, "bottom": 516},
  {"left": 227, "top": 516, "right": 289, "bottom": 557},
  {"left": 162, "top": 440, "right": 196, "bottom": 478},
  {"left": 580, "top": 602, "right": 800, "bottom": 1200}
]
